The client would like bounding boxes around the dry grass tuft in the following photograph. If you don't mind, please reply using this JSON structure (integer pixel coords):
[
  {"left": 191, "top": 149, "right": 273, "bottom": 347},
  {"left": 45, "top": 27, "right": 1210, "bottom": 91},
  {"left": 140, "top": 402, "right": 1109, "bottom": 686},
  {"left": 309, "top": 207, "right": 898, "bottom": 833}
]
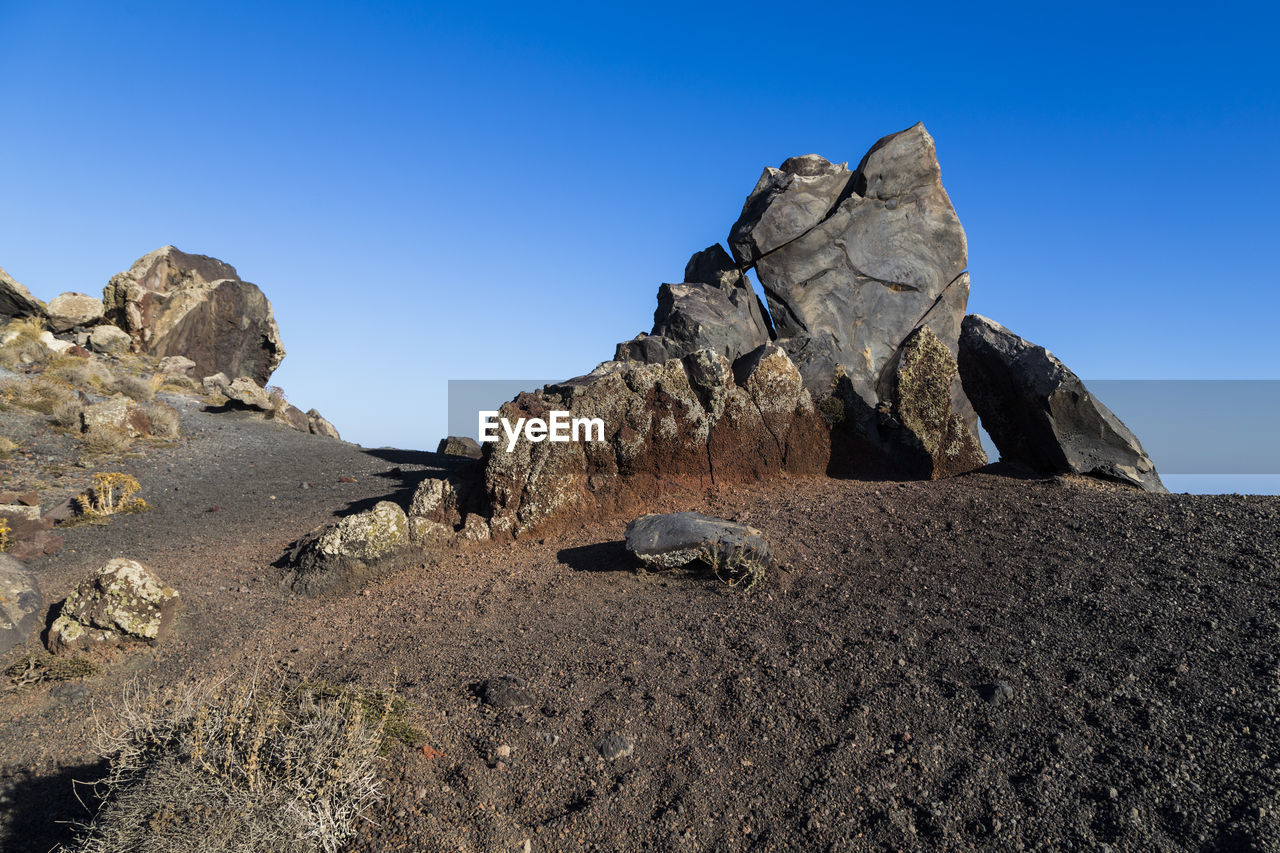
[
  {"left": 0, "top": 376, "right": 77, "bottom": 416},
  {"left": 57, "top": 669, "right": 395, "bottom": 853},
  {"left": 111, "top": 374, "right": 155, "bottom": 403},
  {"left": 82, "top": 425, "right": 134, "bottom": 456},
  {"left": 142, "top": 402, "right": 181, "bottom": 438}
]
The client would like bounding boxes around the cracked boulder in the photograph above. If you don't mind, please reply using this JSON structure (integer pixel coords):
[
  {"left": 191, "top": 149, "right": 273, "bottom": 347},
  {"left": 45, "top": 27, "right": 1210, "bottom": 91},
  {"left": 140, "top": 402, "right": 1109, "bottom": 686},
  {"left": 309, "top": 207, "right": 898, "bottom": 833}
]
[
  {"left": 103, "top": 245, "right": 285, "bottom": 384},
  {"left": 615, "top": 244, "right": 772, "bottom": 365},
  {"left": 283, "top": 501, "right": 409, "bottom": 595},
  {"left": 730, "top": 123, "right": 984, "bottom": 475},
  {"left": 481, "top": 345, "right": 828, "bottom": 537},
  {"left": 46, "top": 559, "right": 180, "bottom": 654},
  {"left": 958, "top": 314, "right": 1165, "bottom": 492}
]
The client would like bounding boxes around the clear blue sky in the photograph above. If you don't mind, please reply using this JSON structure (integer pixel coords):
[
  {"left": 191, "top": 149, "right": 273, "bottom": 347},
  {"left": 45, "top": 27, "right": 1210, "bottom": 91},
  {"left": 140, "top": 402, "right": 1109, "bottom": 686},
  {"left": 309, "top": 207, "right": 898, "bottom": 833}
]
[{"left": 2, "top": 2, "right": 1277, "bottom": 469}]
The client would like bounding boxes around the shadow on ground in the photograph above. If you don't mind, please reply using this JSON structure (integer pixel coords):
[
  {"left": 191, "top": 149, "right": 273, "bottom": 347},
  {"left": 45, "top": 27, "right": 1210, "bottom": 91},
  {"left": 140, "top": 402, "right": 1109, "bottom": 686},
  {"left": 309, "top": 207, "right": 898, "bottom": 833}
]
[
  {"left": 557, "top": 540, "right": 632, "bottom": 573},
  {"left": 0, "top": 759, "right": 107, "bottom": 852}
]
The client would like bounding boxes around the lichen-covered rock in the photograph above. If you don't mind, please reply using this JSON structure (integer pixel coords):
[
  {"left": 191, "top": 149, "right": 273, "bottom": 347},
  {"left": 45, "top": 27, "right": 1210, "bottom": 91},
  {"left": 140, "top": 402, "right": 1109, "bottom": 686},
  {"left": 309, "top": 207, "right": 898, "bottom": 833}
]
[
  {"left": 409, "top": 478, "right": 459, "bottom": 525},
  {"left": 874, "top": 326, "right": 987, "bottom": 479},
  {"left": 46, "top": 293, "right": 105, "bottom": 332},
  {"left": 46, "top": 558, "right": 180, "bottom": 654},
  {"left": 481, "top": 346, "right": 828, "bottom": 537},
  {"left": 159, "top": 355, "right": 198, "bottom": 375},
  {"left": 437, "top": 435, "right": 482, "bottom": 458},
  {"left": 87, "top": 324, "right": 133, "bottom": 354},
  {"left": 103, "top": 246, "right": 285, "bottom": 384},
  {"left": 625, "top": 511, "right": 773, "bottom": 588},
  {"left": 958, "top": 314, "right": 1165, "bottom": 492},
  {"left": 0, "top": 265, "right": 47, "bottom": 320},
  {"left": 81, "top": 394, "right": 152, "bottom": 437},
  {"left": 0, "top": 554, "right": 43, "bottom": 655},
  {"left": 283, "top": 501, "right": 409, "bottom": 595}
]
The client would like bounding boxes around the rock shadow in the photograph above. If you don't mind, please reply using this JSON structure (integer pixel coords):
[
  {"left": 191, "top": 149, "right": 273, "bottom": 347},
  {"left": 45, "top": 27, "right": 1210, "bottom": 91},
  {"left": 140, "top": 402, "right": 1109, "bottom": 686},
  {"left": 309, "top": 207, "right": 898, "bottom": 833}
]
[
  {"left": 0, "top": 758, "right": 107, "bottom": 852},
  {"left": 557, "top": 541, "right": 633, "bottom": 573}
]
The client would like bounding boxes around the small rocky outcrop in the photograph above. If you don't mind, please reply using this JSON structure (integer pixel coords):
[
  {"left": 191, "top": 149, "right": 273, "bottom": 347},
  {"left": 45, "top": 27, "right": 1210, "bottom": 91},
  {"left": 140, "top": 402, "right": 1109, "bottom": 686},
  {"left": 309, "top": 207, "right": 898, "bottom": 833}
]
[
  {"left": 103, "top": 246, "right": 286, "bottom": 384},
  {"left": 87, "top": 324, "right": 132, "bottom": 354},
  {"left": 46, "top": 559, "right": 180, "bottom": 654},
  {"left": 958, "top": 314, "right": 1165, "bottom": 492},
  {"left": 0, "top": 494, "right": 62, "bottom": 562},
  {"left": 203, "top": 374, "right": 341, "bottom": 440},
  {"left": 437, "top": 436, "right": 483, "bottom": 459},
  {"left": 283, "top": 501, "right": 408, "bottom": 595},
  {"left": 0, "top": 265, "right": 46, "bottom": 320},
  {"left": 481, "top": 343, "right": 828, "bottom": 538},
  {"left": 306, "top": 409, "right": 341, "bottom": 439},
  {"left": 46, "top": 293, "right": 105, "bottom": 332},
  {"left": 625, "top": 511, "right": 774, "bottom": 588},
  {"left": 0, "top": 555, "right": 43, "bottom": 654},
  {"left": 81, "top": 395, "right": 153, "bottom": 437},
  {"left": 615, "top": 245, "right": 772, "bottom": 365}
]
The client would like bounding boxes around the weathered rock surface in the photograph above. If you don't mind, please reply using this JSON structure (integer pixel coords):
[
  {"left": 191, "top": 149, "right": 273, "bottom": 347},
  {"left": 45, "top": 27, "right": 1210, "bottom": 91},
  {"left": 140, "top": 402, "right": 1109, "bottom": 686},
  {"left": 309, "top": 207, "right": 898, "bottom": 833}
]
[
  {"left": 625, "top": 511, "right": 773, "bottom": 571},
  {"left": 87, "top": 324, "right": 132, "bottom": 354},
  {"left": 0, "top": 265, "right": 46, "bottom": 319},
  {"left": 81, "top": 395, "right": 152, "bottom": 437},
  {"left": 284, "top": 501, "right": 409, "bottom": 595},
  {"left": 958, "top": 314, "right": 1165, "bottom": 492},
  {"left": 437, "top": 435, "right": 483, "bottom": 459},
  {"left": 615, "top": 244, "right": 771, "bottom": 365},
  {"left": 729, "top": 155, "right": 855, "bottom": 265},
  {"left": 482, "top": 344, "right": 828, "bottom": 537},
  {"left": 46, "top": 558, "right": 180, "bottom": 654},
  {"left": 103, "top": 246, "right": 285, "bottom": 384},
  {"left": 46, "top": 293, "right": 104, "bottom": 331},
  {"left": 0, "top": 555, "right": 42, "bottom": 654},
  {"left": 745, "top": 124, "right": 969, "bottom": 405},
  {"left": 158, "top": 355, "right": 197, "bottom": 375},
  {"left": 307, "top": 409, "right": 341, "bottom": 440}
]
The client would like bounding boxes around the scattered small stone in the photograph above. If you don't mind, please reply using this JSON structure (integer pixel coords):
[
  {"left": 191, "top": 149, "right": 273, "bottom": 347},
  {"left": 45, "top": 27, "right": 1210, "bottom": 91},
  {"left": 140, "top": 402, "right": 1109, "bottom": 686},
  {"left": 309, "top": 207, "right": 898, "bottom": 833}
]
[
  {"left": 479, "top": 675, "right": 534, "bottom": 709},
  {"left": 300, "top": 482, "right": 311, "bottom": 490},
  {"left": 980, "top": 681, "right": 1014, "bottom": 704},
  {"left": 597, "top": 732, "right": 635, "bottom": 761},
  {"left": 338, "top": 476, "right": 357, "bottom": 484},
  {"left": 494, "top": 744, "right": 511, "bottom": 759},
  {"left": 1107, "top": 787, "right": 1119, "bottom": 800}
]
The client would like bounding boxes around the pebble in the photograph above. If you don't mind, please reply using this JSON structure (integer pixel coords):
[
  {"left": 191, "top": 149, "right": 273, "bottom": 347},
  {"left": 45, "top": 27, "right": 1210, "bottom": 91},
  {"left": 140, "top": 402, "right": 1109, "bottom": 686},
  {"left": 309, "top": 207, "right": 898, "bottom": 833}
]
[
  {"left": 597, "top": 732, "right": 635, "bottom": 761},
  {"left": 494, "top": 744, "right": 511, "bottom": 759}
]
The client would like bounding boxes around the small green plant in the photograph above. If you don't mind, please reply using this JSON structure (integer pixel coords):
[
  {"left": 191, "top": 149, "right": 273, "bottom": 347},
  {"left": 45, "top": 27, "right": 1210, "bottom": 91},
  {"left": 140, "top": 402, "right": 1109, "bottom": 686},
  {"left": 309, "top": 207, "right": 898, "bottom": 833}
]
[
  {"left": 59, "top": 668, "right": 401, "bottom": 853},
  {"left": 816, "top": 394, "right": 846, "bottom": 426},
  {"left": 0, "top": 517, "right": 9, "bottom": 552},
  {"left": 703, "top": 544, "right": 771, "bottom": 592},
  {"left": 76, "top": 472, "right": 146, "bottom": 516}
]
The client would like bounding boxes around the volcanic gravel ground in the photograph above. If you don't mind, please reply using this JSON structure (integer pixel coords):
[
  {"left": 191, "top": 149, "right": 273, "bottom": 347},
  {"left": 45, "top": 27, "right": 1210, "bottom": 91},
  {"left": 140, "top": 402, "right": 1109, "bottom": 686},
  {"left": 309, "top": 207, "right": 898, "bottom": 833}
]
[{"left": 2, "top": 400, "right": 1279, "bottom": 852}]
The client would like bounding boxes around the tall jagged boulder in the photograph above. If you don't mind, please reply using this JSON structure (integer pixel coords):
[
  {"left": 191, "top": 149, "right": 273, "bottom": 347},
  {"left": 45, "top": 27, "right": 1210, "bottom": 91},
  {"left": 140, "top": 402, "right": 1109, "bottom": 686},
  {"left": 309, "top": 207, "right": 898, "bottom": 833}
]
[
  {"left": 615, "top": 245, "right": 772, "bottom": 365},
  {"left": 103, "top": 246, "right": 285, "bottom": 384},
  {"left": 729, "top": 124, "right": 983, "bottom": 475},
  {"left": 0, "top": 265, "right": 47, "bottom": 320},
  {"left": 958, "top": 314, "right": 1165, "bottom": 492},
  {"left": 481, "top": 344, "right": 828, "bottom": 537}
]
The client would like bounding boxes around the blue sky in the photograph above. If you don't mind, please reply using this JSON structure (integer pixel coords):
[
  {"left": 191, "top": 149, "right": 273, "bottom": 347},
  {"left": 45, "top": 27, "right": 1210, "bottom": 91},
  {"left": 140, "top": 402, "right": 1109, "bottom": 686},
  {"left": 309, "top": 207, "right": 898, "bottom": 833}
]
[{"left": 1, "top": 2, "right": 1277, "bottom": 487}]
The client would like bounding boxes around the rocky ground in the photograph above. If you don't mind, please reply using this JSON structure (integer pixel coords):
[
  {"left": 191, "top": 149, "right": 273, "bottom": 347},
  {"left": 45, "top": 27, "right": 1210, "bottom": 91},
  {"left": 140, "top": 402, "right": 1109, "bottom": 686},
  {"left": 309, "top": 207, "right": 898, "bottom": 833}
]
[{"left": 2, "top": 400, "right": 1279, "bottom": 852}]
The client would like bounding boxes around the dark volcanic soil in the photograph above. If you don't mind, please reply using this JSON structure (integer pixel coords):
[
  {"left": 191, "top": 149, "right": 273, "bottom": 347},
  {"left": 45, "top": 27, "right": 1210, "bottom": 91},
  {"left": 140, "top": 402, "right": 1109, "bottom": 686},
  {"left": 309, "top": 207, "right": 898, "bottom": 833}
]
[{"left": 3, "top": 399, "right": 1280, "bottom": 852}]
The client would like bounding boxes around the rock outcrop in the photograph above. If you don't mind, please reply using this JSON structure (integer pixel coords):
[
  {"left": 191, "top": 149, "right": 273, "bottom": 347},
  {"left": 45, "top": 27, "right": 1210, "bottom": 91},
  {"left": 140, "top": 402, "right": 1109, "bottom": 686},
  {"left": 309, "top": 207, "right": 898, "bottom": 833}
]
[
  {"left": 46, "top": 559, "right": 180, "bottom": 654},
  {"left": 958, "top": 315, "right": 1165, "bottom": 492},
  {"left": 616, "top": 245, "right": 772, "bottom": 365},
  {"left": 283, "top": 501, "right": 409, "bottom": 595},
  {"left": 0, "top": 555, "right": 43, "bottom": 654},
  {"left": 437, "top": 435, "right": 483, "bottom": 459},
  {"left": 0, "top": 265, "right": 46, "bottom": 320},
  {"left": 87, "top": 324, "right": 132, "bottom": 354},
  {"left": 480, "top": 344, "right": 828, "bottom": 537},
  {"left": 103, "top": 246, "right": 285, "bottom": 384},
  {"left": 46, "top": 293, "right": 105, "bottom": 332}
]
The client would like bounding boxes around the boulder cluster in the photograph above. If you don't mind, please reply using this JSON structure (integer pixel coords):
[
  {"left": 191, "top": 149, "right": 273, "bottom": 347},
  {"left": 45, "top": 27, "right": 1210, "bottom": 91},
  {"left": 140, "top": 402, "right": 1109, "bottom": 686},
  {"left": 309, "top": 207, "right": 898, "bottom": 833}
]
[
  {"left": 0, "top": 245, "right": 337, "bottom": 440},
  {"left": 460, "top": 123, "right": 1163, "bottom": 540}
]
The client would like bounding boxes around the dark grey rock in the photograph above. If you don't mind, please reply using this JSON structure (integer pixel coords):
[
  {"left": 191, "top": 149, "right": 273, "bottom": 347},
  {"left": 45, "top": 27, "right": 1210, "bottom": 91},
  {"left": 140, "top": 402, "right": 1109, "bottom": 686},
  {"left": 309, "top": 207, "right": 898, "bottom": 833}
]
[
  {"left": 624, "top": 511, "right": 773, "bottom": 572},
  {"left": 752, "top": 124, "right": 969, "bottom": 405},
  {"left": 479, "top": 675, "right": 534, "bottom": 709},
  {"left": 958, "top": 314, "right": 1165, "bottom": 492},
  {"left": 729, "top": 154, "right": 855, "bottom": 265},
  {"left": 437, "top": 435, "right": 483, "bottom": 459},
  {"left": 0, "top": 555, "right": 42, "bottom": 655},
  {"left": 615, "top": 244, "right": 771, "bottom": 366},
  {"left": 0, "top": 265, "right": 47, "bottom": 320},
  {"left": 980, "top": 680, "right": 1015, "bottom": 704}
]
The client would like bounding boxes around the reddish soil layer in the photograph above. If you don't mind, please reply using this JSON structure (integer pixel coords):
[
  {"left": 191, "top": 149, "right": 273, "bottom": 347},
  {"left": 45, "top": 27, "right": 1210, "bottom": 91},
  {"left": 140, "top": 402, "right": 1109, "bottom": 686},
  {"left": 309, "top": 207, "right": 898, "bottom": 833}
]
[{"left": 2, "top": 400, "right": 1279, "bottom": 852}]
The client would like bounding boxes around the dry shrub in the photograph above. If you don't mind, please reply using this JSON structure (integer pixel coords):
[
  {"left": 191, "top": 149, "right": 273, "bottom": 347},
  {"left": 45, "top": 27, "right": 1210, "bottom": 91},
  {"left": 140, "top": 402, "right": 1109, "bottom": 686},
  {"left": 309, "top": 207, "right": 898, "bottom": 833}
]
[
  {"left": 142, "top": 402, "right": 181, "bottom": 438},
  {"left": 82, "top": 425, "right": 134, "bottom": 456},
  {"left": 0, "top": 517, "right": 9, "bottom": 552},
  {"left": 111, "top": 374, "right": 155, "bottom": 403},
  {"left": 0, "top": 436, "right": 16, "bottom": 460},
  {"left": 159, "top": 374, "right": 199, "bottom": 394},
  {"left": 0, "top": 317, "right": 51, "bottom": 369},
  {"left": 52, "top": 399, "right": 86, "bottom": 430},
  {"left": 59, "top": 670, "right": 391, "bottom": 853},
  {"left": 49, "top": 355, "right": 115, "bottom": 392},
  {"left": 76, "top": 472, "right": 145, "bottom": 516},
  {"left": 0, "top": 376, "right": 77, "bottom": 415}
]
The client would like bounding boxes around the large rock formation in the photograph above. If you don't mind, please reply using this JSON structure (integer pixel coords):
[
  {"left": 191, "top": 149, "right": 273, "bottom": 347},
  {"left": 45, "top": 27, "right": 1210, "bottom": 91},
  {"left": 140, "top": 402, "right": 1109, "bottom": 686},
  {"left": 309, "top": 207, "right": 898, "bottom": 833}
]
[
  {"left": 46, "top": 292, "right": 105, "bottom": 332},
  {"left": 103, "top": 246, "right": 285, "bottom": 384},
  {"left": 731, "top": 125, "right": 982, "bottom": 473},
  {"left": 481, "top": 344, "right": 828, "bottom": 537},
  {"left": 958, "top": 315, "right": 1165, "bottom": 492},
  {"left": 615, "top": 245, "right": 772, "bottom": 365},
  {"left": 0, "top": 265, "right": 46, "bottom": 320}
]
